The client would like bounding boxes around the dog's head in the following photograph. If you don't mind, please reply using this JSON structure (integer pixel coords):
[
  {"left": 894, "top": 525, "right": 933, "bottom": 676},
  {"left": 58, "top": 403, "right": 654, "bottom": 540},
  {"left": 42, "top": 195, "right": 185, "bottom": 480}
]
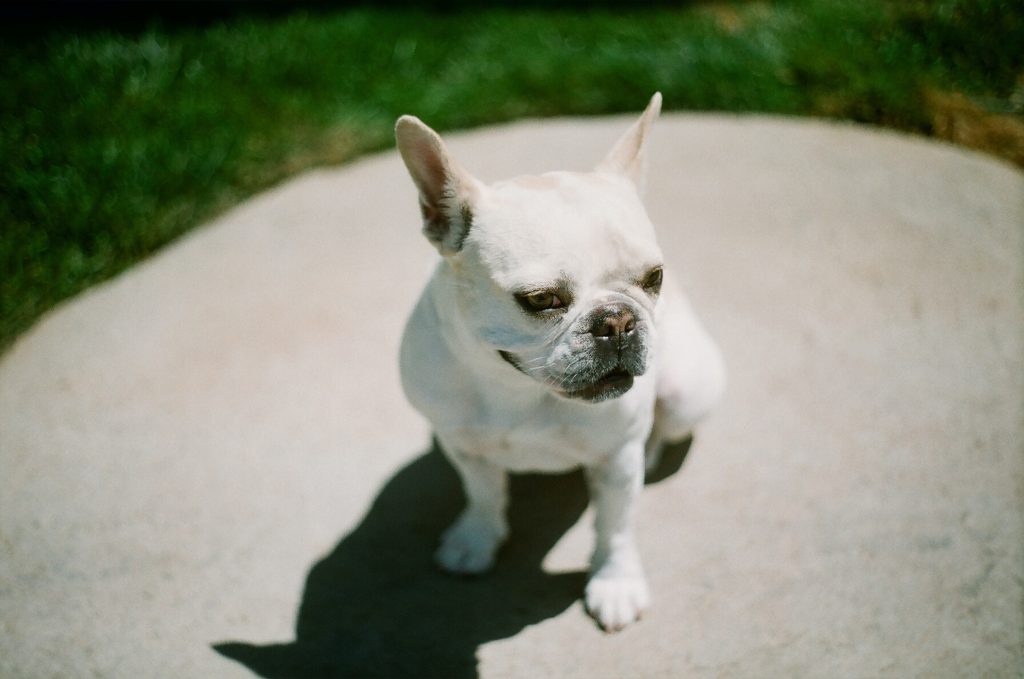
[{"left": 396, "top": 94, "right": 665, "bottom": 403}]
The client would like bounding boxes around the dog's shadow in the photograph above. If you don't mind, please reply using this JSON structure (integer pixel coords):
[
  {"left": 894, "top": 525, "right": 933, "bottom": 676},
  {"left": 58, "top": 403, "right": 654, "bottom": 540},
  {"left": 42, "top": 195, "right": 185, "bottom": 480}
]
[{"left": 214, "top": 438, "right": 690, "bottom": 678}]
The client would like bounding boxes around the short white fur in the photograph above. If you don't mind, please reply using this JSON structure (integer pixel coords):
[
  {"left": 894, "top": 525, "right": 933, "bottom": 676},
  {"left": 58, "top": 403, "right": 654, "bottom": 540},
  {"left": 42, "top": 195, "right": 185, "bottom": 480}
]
[{"left": 395, "top": 93, "right": 726, "bottom": 632}]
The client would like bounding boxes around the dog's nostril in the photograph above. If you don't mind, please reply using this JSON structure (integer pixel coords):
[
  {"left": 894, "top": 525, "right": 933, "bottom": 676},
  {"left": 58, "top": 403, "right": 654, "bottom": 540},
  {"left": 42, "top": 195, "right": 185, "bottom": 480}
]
[{"left": 592, "top": 306, "right": 636, "bottom": 338}]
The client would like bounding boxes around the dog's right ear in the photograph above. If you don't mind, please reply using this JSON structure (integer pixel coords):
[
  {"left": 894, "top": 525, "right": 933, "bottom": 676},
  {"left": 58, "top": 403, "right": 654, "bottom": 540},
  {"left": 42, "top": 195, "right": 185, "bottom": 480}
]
[
  {"left": 596, "top": 92, "right": 662, "bottom": 196},
  {"left": 395, "top": 116, "right": 480, "bottom": 255}
]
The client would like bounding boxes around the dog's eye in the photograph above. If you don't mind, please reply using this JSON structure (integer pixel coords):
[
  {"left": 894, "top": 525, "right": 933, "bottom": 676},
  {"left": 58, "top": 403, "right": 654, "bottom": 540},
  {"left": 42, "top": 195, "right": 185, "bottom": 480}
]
[
  {"left": 517, "top": 290, "right": 564, "bottom": 313},
  {"left": 641, "top": 266, "right": 663, "bottom": 293}
]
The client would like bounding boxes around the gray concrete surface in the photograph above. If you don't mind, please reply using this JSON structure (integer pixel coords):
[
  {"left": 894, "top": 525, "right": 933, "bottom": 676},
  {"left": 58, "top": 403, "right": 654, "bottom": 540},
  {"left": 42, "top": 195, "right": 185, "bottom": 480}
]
[{"left": 1, "top": 114, "right": 1022, "bottom": 678}]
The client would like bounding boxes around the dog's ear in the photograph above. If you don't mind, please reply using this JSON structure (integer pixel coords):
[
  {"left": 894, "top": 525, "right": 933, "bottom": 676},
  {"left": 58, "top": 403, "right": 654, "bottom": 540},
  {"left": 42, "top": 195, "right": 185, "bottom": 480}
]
[
  {"left": 395, "top": 116, "right": 480, "bottom": 255},
  {"left": 596, "top": 92, "right": 662, "bottom": 195}
]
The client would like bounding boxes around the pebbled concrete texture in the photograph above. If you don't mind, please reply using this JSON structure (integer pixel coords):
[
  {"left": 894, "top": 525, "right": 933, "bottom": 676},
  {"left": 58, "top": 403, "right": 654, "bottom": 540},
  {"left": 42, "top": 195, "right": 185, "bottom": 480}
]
[{"left": 1, "top": 114, "right": 1022, "bottom": 678}]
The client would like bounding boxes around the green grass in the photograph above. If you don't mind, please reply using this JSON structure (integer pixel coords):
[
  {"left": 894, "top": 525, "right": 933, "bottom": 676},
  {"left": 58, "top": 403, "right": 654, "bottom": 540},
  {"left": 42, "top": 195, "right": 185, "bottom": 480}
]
[{"left": 2, "top": 0, "right": 1022, "bottom": 350}]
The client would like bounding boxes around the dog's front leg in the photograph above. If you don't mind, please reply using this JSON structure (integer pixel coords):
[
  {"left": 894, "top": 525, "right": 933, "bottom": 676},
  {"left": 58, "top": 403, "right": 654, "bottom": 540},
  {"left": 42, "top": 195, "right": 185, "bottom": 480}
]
[
  {"left": 436, "top": 446, "right": 509, "bottom": 575},
  {"left": 584, "top": 444, "right": 649, "bottom": 631}
]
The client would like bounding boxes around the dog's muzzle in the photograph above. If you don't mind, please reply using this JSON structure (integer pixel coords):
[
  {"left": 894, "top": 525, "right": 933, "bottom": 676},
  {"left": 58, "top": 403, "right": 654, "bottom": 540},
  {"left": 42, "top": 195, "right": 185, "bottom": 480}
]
[{"left": 500, "top": 302, "right": 649, "bottom": 403}]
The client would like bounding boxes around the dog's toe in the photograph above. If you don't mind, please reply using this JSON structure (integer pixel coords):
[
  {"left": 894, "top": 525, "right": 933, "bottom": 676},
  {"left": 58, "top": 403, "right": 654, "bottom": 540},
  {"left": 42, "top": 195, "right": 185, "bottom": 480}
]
[
  {"left": 585, "top": 574, "right": 650, "bottom": 632},
  {"left": 435, "top": 538, "right": 495, "bottom": 575},
  {"left": 435, "top": 511, "right": 506, "bottom": 575}
]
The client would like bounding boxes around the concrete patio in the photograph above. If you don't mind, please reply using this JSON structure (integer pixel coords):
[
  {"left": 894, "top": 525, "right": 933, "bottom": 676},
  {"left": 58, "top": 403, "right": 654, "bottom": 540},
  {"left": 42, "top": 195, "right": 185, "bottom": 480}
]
[{"left": 2, "top": 113, "right": 1022, "bottom": 678}]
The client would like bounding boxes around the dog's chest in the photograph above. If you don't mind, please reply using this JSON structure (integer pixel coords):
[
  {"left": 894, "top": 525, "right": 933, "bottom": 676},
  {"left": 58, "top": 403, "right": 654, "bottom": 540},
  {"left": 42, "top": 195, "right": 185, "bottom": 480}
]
[
  {"left": 437, "top": 390, "right": 653, "bottom": 473},
  {"left": 444, "top": 420, "right": 602, "bottom": 472}
]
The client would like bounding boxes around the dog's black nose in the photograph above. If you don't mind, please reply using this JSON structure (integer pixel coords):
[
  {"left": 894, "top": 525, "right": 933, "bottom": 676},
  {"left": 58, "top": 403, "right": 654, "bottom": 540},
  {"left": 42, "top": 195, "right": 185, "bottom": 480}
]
[{"left": 590, "top": 304, "right": 636, "bottom": 339}]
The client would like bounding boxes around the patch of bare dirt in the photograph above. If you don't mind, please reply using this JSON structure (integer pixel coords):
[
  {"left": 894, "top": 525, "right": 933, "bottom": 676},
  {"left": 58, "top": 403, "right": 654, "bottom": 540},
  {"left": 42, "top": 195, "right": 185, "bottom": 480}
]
[{"left": 926, "top": 88, "right": 1024, "bottom": 168}]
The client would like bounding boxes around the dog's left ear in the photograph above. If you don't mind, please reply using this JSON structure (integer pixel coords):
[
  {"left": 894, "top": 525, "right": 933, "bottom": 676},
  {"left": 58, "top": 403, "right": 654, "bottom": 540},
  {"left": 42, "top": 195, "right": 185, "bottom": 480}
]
[
  {"left": 596, "top": 92, "right": 662, "bottom": 195},
  {"left": 395, "top": 115, "right": 481, "bottom": 256}
]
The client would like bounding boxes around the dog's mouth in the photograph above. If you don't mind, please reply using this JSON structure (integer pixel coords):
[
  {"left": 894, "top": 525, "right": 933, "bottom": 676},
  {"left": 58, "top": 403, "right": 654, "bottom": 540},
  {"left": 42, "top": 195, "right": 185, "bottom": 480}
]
[
  {"left": 561, "top": 367, "right": 634, "bottom": 402},
  {"left": 499, "top": 350, "right": 635, "bottom": 403},
  {"left": 498, "top": 350, "right": 526, "bottom": 373}
]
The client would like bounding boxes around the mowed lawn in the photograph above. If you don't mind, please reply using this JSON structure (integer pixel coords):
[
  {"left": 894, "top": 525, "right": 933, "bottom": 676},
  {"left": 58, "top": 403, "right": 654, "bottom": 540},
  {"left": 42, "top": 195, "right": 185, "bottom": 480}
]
[{"left": 2, "top": 0, "right": 1022, "bottom": 349}]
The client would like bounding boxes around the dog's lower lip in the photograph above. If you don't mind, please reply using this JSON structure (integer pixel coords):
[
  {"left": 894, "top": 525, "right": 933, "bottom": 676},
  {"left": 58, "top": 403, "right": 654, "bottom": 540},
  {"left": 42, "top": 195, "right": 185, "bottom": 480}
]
[
  {"left": 562, "top": 368, "right": 634, "bottom": 401},
  {"left": 597, "top": 368, "right": 631, "bottom": 385}
]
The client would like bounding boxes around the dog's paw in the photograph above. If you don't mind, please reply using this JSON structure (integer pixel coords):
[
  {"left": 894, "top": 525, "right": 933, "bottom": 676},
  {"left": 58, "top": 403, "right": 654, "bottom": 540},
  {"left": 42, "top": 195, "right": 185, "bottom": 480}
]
[
  {"left": 585, "top": 573, "right": 650, "bottom": 632},
  {"left": 435, "top": 511, "right": 507, "bottom": 575}
]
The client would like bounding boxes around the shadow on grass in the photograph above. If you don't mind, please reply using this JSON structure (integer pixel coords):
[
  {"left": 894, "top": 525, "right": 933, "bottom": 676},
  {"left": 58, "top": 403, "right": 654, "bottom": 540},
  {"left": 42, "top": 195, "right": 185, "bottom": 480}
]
[{"left": 214, "top": 437, "right": 690, "bottom": 678}]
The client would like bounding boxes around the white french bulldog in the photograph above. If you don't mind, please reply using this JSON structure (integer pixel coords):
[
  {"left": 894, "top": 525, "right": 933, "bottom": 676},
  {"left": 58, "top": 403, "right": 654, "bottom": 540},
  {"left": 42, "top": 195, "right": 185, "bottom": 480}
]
[{"left": 395, "top": 93, "right": 725, "bottom": 631}]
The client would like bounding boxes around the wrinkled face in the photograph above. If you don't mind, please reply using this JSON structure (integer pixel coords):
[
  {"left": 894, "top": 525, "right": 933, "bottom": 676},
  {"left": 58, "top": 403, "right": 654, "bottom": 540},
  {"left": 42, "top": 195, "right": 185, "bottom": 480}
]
[{"left": 452, "top": 171, "right": 664, "bottom": 403}]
